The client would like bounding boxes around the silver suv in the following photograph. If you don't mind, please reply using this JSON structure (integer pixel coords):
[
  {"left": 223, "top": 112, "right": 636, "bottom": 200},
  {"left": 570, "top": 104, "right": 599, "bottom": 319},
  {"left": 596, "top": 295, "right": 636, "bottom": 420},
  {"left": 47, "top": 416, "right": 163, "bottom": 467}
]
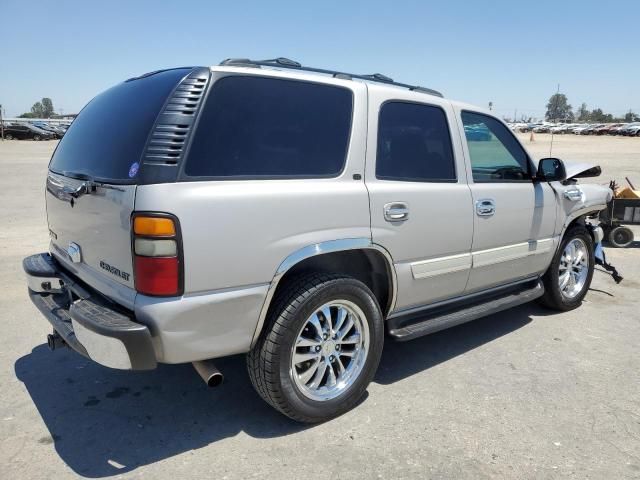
[{"left": 24, "top": 58, "right": 611, "bottom": 422}]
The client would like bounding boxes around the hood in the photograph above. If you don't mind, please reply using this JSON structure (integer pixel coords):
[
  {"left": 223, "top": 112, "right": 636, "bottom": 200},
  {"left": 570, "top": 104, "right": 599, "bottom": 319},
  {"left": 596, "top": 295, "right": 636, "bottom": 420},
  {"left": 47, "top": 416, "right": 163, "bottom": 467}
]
[{"left": 563, "top": 160, "right": 602, "bottom": 180}]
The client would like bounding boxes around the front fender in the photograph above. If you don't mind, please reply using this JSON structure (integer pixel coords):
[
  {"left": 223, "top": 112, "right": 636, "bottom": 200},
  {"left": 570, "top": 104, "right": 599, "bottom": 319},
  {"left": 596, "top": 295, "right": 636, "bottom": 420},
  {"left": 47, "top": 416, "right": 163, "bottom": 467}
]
[{"left": 550, "top": 182, "right": 611, "bottom": 233}]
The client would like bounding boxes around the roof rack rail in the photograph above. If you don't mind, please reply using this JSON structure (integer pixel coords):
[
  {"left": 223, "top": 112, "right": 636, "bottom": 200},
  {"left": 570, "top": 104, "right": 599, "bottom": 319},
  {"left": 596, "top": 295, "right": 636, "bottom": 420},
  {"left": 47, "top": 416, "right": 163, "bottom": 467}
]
[{"left": 219, "top": 57, "right": 443, "bottom": 98}]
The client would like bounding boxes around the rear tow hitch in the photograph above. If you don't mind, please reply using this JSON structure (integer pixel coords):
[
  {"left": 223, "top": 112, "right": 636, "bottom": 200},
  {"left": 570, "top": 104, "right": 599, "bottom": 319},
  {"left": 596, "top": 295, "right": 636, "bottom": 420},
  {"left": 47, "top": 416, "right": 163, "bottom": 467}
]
[{"left": 47, "top": 332, "right": 66, "bottom": 351}]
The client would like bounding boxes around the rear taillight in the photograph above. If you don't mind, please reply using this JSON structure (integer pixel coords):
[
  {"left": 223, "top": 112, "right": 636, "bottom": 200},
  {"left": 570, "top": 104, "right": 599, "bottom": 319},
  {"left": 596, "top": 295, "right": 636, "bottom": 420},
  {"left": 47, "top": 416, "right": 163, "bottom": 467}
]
[{"left": 132, "top": 213, "right": 183, "bottom": 296}]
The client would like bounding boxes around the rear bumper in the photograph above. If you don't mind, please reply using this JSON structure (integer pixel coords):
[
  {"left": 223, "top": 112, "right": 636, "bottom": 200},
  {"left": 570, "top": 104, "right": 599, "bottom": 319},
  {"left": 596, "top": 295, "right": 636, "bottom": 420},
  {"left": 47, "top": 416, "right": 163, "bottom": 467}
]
[{"left": 23, "top": 253, "right": 156, "bottom": 370}]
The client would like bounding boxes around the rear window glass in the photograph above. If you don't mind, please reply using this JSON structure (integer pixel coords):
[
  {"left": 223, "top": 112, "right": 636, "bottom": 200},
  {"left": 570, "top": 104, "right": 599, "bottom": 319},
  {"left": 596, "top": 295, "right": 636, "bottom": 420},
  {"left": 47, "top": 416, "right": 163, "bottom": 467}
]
[
  {"left": 49, "top": 68, "right": 190, "bottom": 182},
  {"left": 184, "top": 76, "right": 353, "bottom": 178}
]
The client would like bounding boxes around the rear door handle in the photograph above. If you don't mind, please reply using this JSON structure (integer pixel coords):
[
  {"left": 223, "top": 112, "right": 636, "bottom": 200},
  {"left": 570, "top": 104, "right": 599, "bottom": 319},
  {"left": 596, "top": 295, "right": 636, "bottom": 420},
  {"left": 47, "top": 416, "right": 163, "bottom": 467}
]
[
  {"left": 475, "top": 199, "right": 496, "bottom": 216},
  {"left": 384, "top": 202, "right": 409, "bottom": 222}
]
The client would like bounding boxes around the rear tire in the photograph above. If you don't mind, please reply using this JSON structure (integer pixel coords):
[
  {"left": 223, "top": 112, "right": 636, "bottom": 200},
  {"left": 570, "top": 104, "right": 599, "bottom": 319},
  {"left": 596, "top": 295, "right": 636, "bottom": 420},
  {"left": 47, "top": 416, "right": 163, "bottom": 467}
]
[
  {"left": 539, "top": 225, "right": 594, "bottom": 311},
  {"left": 608, "top": 226, "right": 634, "bottom": 248},
  {"left": 33, "top": 135, "right": 41, "bottom": 141},
  {"left": 5, "top": 134, "right": 13, "bottom": 140},
  {"left": 247, "top": 273, "right": 384, "bottom": 423}
]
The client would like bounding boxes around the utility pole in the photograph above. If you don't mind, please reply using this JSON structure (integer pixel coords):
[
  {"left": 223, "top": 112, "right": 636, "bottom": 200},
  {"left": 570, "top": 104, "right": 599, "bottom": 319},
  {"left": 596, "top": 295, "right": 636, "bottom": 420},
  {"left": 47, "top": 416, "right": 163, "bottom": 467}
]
[{"left": 0, "top": 104, "right": 4, "bottom": 141}]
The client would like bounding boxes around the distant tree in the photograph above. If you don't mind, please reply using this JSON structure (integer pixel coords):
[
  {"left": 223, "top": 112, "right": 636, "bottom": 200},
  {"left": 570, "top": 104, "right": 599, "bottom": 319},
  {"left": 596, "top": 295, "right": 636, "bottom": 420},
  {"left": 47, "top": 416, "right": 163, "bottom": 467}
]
[
  {"left": 588, "top": 108, "right": 614, "bottom": 123},
  {"left": 19, "top": 112, "right": 37, "bottom": 118},
  {"left": 577, "top": 103, "right": 590, "bottom": 121},
  {"left": 590, "top": 108, "right": 603, "bottom": 122},
  {"left": 26, "top": 98, "right": 55, "bottom": 118},
  {"left": 30, "top": 101, "right": 44, "bottom": 117},
  {"left": 41, "top": 98, "right": 54, "bottom": 118},
  {"left": 546, "top": 93, "right": 573, "bottom": 121},
  {"left": 624, "top": 110, "right": 640, "bottom": 122}
]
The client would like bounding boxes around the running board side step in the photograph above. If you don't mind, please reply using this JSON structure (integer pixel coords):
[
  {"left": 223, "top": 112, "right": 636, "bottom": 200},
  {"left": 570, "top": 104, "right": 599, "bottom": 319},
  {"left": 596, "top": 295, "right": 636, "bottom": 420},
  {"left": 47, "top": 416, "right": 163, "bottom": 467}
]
[{"left": 388, "top": 280, "right": 544, "bottom": 342}]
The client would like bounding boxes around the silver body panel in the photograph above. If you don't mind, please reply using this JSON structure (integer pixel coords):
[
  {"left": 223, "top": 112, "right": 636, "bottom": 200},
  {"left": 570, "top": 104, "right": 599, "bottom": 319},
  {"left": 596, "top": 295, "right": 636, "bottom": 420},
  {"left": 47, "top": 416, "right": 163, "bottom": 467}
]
[
  {"left": 135, "top": 284, "right": 269, "bottom": 363},
  {"left": 39, "top": 66, "right": 612, "bottom": 364}
]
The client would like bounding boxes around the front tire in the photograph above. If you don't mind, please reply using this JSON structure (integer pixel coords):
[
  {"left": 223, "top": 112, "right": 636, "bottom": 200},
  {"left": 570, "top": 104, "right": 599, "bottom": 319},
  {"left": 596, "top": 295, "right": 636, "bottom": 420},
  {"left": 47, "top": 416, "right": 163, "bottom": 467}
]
[
  {"left": 539, "top": 226, "right": 594, "bottom": 311},
  {"left": 247, "top": 273, "right": 384, "bottom": 423}
]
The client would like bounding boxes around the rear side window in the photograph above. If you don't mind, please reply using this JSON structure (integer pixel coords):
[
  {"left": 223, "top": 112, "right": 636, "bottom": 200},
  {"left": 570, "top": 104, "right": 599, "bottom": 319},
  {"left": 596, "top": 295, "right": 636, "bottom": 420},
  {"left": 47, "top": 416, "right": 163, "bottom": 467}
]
[
  {"left": 461, "top": 111, "right": 531, "bottom": 182},
  {"left": 376, "top": 101, "right": 456, "bottom": 182},
  {"left": 49, "top": 68, "right": 190, "bottom": 183},
  {"left": 184, "top": 76, "right": 353, "bottom": 178}
]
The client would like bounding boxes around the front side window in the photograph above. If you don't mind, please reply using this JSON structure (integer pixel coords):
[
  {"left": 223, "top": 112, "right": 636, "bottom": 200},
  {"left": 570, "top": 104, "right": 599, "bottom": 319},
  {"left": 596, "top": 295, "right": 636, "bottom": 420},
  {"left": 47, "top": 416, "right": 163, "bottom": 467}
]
[
  {"left": 184, "top": 76, "right": 353, "bottom": 178},
  {"left": 376, "top": 101, "right": 456, "bottom": 182},
  {"left": 461, "top": 111, "right": 531, "bottom": 182}
]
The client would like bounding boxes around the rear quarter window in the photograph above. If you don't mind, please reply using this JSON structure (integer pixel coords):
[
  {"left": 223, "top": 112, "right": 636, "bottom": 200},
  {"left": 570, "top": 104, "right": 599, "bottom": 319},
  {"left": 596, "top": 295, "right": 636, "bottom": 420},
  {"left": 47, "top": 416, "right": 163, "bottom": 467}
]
[
  {"left": 49, "top": 68, "right": 190, "bottom": 183},
  {"left": 184, "top": 76, "right": 353, "bottom": 178}
]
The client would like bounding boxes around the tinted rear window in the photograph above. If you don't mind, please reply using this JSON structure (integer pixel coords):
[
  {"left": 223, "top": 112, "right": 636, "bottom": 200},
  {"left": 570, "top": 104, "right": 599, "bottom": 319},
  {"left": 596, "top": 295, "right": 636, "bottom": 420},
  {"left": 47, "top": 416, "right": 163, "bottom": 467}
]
[
  {"left": 184, "top": 76, "right": 353, "bottom": 178},
  {"left": 376, "top": 101, "right": 456, "bottom": 182},
  {"left": 49, "top": 68, "right": 190, "bottom": 182}
]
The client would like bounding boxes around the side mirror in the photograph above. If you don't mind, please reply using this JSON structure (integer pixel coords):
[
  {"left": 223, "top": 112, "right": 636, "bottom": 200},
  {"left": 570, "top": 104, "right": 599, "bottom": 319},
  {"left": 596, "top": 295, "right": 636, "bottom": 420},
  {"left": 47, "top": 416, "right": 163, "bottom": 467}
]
[{"left": 537, "top": 157, "right": 566, "bottom": 182}]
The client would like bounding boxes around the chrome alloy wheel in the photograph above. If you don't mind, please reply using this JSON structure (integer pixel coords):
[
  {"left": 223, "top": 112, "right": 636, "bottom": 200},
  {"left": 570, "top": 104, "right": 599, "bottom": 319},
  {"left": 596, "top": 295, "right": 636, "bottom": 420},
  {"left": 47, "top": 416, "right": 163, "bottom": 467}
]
[
  {"left": 290, "top": 300, "right": 369, "bottom": 401},
  {"left": 559, "top": 238, "right": 589, "bottom": 299}
]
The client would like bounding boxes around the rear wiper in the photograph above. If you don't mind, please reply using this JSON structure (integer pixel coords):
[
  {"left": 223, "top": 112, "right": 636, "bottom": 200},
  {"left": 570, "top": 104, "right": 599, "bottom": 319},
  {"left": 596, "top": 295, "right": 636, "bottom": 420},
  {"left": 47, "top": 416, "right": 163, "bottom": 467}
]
[
  {"left": 62, "top": 171, "right": 92, "bottom": 181},
  {"left": 61, "top": 171, "right": 125, "bottom": 198}
]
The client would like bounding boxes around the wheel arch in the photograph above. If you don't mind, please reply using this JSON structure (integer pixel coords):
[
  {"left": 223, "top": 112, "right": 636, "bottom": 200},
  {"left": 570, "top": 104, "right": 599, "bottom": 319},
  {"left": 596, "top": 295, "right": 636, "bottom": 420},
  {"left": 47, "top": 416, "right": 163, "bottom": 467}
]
[
  {"left": 556, "top": 207, "right": 605, "bottom": 252},
  {"left": 250, "top": 239, "right": 397, "bottom": 347}
]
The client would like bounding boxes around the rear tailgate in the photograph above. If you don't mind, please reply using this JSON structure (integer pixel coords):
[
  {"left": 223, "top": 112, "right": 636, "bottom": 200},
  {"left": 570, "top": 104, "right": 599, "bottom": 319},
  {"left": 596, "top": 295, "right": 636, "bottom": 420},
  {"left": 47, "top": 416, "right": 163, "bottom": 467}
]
[{"left": 46, "top": 174, "right": 137, "bottom": 308}]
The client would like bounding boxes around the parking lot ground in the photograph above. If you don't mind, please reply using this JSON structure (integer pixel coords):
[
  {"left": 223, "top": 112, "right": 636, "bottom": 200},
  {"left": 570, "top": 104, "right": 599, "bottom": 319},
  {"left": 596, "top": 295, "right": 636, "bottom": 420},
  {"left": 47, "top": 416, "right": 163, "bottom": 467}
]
[{"left": 0, "top": 137, "right": 639, "bottom": 479}]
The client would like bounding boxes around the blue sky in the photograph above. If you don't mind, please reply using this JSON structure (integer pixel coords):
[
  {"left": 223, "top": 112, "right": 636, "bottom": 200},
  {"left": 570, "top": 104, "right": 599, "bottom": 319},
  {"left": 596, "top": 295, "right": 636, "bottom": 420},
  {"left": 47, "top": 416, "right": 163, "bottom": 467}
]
[{"left": 1, "top": 0, "right": 638, "bottom": 119}]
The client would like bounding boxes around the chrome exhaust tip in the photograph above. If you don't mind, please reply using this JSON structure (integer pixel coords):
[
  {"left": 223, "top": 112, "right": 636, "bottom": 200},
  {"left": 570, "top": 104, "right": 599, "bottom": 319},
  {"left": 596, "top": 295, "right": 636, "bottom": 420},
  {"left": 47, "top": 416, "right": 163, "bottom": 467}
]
[{"left": 192, "top": 360, "right": 224, "bottom": 387}]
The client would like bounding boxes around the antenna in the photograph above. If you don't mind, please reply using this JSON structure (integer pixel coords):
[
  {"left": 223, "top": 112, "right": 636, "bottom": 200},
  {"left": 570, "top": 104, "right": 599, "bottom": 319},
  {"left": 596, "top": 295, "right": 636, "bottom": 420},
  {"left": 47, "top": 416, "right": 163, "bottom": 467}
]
[{"left": 549, "top": 83, "right": 560, "bottom": 157}]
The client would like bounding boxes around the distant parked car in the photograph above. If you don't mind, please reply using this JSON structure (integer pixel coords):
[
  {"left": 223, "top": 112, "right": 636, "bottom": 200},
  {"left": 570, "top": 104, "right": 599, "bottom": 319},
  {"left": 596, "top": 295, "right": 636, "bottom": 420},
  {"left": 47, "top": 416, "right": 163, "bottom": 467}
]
[
  {"left": 624, "top": 124, "right": 640, "bottom": 136},
  {"left": 32, "top": 122, "right": 65, "bottom": 139},
  {"left": 463, "top": 124, "right": 492, "bottom": 140},
  {"left": 3, "top": 124, "right": 54, "bottom": 140},
  {"left": 594, "top": 124, "right": 617, "bottom": 135},
  {"left": 618, "top": 123, "right": 640, "bottom": 136},
  {"left": 572, "top": 125, "right": 590, "bottom": 135},
  {"left": 610, "top": 124, "right": 629, "bottom": 135},
  {"left": 577, "top": 124, "right": 601, "bottom": 135},
  {"left": 550, "top": 124, "right": 569, "bottom": 134},
  {"left": 533, "top": 124, "right": 552, "bottom": 133}
]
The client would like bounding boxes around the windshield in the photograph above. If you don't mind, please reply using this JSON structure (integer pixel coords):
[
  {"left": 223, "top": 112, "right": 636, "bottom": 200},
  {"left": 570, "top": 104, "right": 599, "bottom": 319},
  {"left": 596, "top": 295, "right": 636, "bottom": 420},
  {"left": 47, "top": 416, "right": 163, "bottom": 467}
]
[{"left": 49, "top": 68, "right": 191, "bottom": 183}]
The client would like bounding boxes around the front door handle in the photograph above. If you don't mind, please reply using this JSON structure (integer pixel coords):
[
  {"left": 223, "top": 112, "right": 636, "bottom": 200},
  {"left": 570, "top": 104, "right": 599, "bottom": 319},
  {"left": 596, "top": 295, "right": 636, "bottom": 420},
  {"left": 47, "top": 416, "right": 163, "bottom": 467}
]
[
  {"left": 384, "top": 202, "right": 409, "bottom": 222},
  {"left": 476, "top": 199, "right": 496, "bottom": 216}
]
